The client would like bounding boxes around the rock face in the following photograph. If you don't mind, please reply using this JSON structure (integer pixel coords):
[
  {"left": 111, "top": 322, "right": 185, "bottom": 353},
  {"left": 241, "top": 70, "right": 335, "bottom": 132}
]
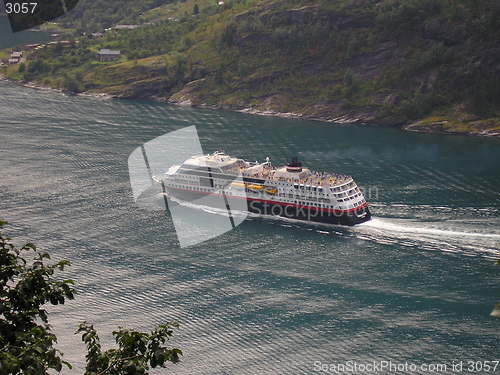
[
  {"left": 116, "top": 78, "right": 172, "bottom": 99},
  {"left": 168, "top": 79, "right": 207, "bottom": 106}
]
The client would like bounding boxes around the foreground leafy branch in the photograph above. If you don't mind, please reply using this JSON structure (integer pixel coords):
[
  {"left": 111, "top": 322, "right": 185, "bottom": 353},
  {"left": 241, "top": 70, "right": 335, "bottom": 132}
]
[
  {"left": 0, "top": 221, "right": 182, "bottom": 374},
  {"left": 77, "top": 322, "right": 182, "bottom": 375},
  {"left": 0, "top": 220, "right": 74, "bottom": 374}
]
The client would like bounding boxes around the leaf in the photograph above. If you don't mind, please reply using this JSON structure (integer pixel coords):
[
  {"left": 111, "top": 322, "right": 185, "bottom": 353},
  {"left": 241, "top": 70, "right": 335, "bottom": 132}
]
[{"left": 24, "top": 243, "right": 37, "bottom": 251}]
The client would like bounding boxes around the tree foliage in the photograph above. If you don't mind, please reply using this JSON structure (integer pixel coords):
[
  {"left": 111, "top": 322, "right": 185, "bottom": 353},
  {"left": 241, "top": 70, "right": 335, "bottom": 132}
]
[
  {"left": 77, "top": 322, "right": 182, "bottom": 375},
  {"left": 6, "top": 0, "right": 500, "bottom": 127},
  {"left": 62, "top": 75, "right": 82, "bottom": 93},
  {"left": 0, "top": 221, "right": 182, "bottom": 375},
  {"left": 192, "top": 3, "right": 199, "bottom": 15},
  {"left": 0, "top": 220, "right": 75, "bottom": 374},
  {"left": 59, "top": 0, "right": 175, "bottom": 32}
]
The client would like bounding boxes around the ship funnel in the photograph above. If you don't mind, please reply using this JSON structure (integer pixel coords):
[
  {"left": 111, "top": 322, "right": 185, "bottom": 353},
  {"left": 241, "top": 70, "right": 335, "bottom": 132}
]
[{"left": 286, "top": 157, "right": 303, "bottom": 172}]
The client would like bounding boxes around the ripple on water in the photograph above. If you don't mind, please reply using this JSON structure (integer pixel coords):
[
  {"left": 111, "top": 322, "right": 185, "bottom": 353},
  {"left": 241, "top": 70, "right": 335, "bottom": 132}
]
[{"left": 1, "top": 81, "right": 499, "bottom": 374}]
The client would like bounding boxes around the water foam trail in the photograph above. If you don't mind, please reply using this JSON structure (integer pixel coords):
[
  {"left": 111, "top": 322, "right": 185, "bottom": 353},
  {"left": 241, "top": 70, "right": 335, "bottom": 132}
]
[
  {"left": 359, "top": 218, "right": 500, "bottom": 239},
  {"left": 166, "top": 194, "right": 500, "bottom": 241}
]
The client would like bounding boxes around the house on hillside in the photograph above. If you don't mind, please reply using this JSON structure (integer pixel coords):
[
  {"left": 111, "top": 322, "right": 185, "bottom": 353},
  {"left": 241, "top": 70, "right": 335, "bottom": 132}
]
[
  {"left": 113, "top": 24, "right": 139, "bottom": 31},
  {"left": 8, "top": 51, "right": 23, "bottom": 64},
  {"left": 97, "top": 49, "right": 121, "bottom": 62},
  {"left": 23, "top": 44, "right": 40, "bottom": 50}
]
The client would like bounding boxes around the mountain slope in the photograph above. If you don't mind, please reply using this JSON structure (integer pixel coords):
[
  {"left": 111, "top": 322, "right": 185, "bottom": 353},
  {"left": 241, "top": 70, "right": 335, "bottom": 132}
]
[
  {"left": 4, "top": 0, "right": 500, "bottom": 136},
  {"left": 58, "top": 0, "right": 175, "bottom": 31}
]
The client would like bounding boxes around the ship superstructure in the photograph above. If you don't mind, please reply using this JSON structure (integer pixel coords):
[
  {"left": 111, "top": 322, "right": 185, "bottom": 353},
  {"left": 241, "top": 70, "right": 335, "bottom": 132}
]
[{"left": 154, "top": 151, "right": 371, "bottom": 226}]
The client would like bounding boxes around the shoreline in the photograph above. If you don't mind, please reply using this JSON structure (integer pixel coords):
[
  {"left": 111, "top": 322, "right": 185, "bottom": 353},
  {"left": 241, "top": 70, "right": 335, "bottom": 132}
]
[{"left": 2, "top": 75, "right": 499, "bottom": 138}]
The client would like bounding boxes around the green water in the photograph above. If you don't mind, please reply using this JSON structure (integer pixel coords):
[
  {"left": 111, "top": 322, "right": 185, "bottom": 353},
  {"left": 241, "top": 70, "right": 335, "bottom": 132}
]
[
  {"left": 0, "top": 80, "right": 499, "bottom": 374},
  {"left": 0, "top": 16, "right": 49, "bottom": 49}
]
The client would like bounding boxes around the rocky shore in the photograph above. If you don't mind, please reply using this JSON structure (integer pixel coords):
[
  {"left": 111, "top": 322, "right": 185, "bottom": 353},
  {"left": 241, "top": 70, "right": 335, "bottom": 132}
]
[{"left": 2, "top": 74, "right": 499, "bottom": 138}]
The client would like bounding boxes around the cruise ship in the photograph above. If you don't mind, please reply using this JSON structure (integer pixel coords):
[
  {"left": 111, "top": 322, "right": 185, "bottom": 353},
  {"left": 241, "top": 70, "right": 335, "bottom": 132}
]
[{"left": 153, "top": 151, "right": 371, "bottom": 226}]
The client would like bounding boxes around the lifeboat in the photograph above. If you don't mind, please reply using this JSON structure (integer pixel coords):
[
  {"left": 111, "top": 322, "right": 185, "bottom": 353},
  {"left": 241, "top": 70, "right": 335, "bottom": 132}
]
[
  {"left": 231, "top": 182, "right": 265, "bottom": 192},
  {"left": 230, "top": 182, "right": 246, "bottom": 189},
  {"left": 246, "top": 184, "right": 264, "bottom": 192},
  {"left": 264, "top": 187, "right": 278, "bottom": 195}
]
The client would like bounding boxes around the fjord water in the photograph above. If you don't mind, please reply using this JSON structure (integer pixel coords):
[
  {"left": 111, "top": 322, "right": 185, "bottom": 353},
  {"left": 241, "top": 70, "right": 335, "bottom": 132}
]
[
  {"left": 0, "top": 16, "right": 49, "bottom": 49},
  {"left": 1, "top": 80, "right": 499, "bottom": 374}
]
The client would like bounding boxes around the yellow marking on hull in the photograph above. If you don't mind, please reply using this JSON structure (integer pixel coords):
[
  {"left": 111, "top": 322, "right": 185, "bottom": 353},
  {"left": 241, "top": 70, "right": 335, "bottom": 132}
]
[{"left": 230, "top": 182, "right": 264, "bottom": 191}]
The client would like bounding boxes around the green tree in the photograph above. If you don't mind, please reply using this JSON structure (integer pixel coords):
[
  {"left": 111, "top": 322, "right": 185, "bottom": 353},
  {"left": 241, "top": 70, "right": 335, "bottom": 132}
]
[
  {"left": 219, "top": 22, "right": 237, "bottom": 47},
  {"left": 61, "top": 76, "right": 81, "bottom": 93},
  {"left": 0, "top": 220, "right": 75, "bottom": 374},
  {"left": 27, "top": 60, "right": 48, "bottom": 74},
  {"left": 0, "top": 221, "right": 182, "bottom": 374},
  {"left": 78, "top": 322, "right": 182, "bottom": 374}
]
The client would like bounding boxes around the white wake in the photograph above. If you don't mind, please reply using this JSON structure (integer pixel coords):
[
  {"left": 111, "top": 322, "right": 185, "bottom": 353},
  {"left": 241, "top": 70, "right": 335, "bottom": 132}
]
[{"left": 359, "top": 217, "right": 500, "bottom": 239}]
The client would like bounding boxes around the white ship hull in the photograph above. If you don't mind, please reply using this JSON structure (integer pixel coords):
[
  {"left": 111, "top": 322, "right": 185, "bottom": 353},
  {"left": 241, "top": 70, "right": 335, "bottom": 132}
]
[
  {"left": 165, "top": 185, "right": 371, "bottom": 226},
  {"left": 155, "top": 151, "right": 371, "bottom": 226}
]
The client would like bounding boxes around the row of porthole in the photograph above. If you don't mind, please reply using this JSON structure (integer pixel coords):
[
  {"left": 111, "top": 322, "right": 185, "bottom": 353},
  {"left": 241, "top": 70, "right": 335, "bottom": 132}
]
[
  {"left": 338, "top": 192, "right": 362, "bottom": 202},
  {"left": 169, "top": 184, "right": 357, "bottom": 210},
  {"left": 171, "top": 181, "right": 364, "bottom": 210}
]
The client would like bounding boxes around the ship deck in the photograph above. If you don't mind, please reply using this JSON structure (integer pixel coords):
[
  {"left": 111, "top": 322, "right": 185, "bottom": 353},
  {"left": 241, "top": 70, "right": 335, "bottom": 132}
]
[{"left": 240, "top": 168, "right": 352, "bottom": 187}]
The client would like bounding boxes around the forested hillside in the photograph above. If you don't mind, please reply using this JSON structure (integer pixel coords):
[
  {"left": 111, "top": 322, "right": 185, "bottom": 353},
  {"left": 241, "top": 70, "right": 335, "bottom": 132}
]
[
  {"left": 4, "top": 0, "right": 500, "bottom": 136},
  {"left": 58, "top": 0, "right": 175, "bottom": 31}
]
